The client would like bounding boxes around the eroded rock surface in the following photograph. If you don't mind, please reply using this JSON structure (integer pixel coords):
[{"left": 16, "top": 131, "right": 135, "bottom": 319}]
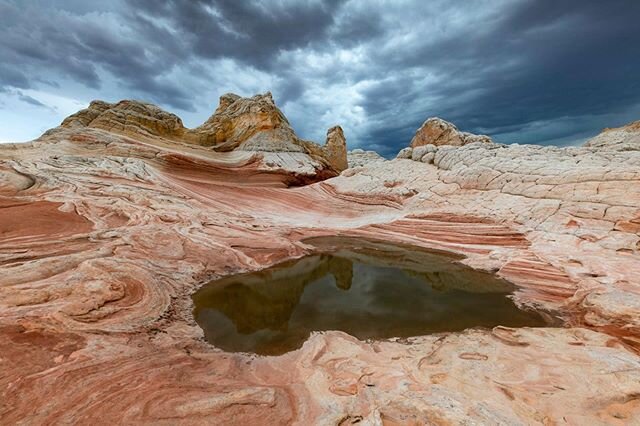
[
  {"left": 347, "top": 148, "right": 385, "bottom": 168},
  {"left": 54, "top": 92, "right": 348, "bottom": 177},
  {"left": 584, "top": 120, "right": 640, "bottom": 150},
  {"left": 1, "top": 105, "right": 639, "bottom": 424},
  {"left": 410, "top": 117, "right": 493, "bottom": 148},
  {"left": 322, "top": 126, "right": 348, "bottom": 172}
]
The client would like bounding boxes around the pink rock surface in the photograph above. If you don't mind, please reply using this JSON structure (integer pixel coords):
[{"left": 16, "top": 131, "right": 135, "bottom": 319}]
[{"left": 1, "top": 109, "right": 639, "bottom": 424}]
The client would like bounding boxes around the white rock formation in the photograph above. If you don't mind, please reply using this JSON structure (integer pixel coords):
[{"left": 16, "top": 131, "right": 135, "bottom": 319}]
[
  {"left": 584, "top": 120, "right": 640, "bottom": 151},
  {"left": 347, "top": 148, "right": 385, "bottom": 168}
]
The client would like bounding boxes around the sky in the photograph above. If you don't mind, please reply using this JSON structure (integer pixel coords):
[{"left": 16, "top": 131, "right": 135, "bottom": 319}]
[{"left": 1, "top": 0, "right": 640, "bottom": 156}]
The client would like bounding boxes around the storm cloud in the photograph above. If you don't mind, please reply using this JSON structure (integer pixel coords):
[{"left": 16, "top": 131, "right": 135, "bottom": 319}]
[{"left": 1, "top": 0, "right": 639, "bottom": 155}]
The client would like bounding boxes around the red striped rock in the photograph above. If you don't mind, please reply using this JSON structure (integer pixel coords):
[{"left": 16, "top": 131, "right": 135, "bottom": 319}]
[{"left": 1, "top": 106, "right": 639, "bottom": 424}]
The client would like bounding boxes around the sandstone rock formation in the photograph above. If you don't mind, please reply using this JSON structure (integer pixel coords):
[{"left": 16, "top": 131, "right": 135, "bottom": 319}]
[
  {"left": 400, "top": 117, "right": 494, "bottom": 164},
  {"left": 322, "top": 125, "right": 348, "bottom": 172},
  {"left": 195, "top": 92, "right": 302, "bottom": 151},
  {"left": 410, "top": 117, "right": 493, "bottom": 148},
  {"left": 59, "top": 99, "right": 186, "bottom": 139},
  {"left": 396, "top": 142, "right": 444, "bottom": 164},
  {"left": 584, "top": 119, "right": 640, "bottom": 150},
  {"left": 54, "top": 92, "right": 348, "bottom": 177},
  {"left": 396, "top": 146, "right": 413, "bottom": 159},
  {"left": 1, "top": 100, "right": 640, "bottom": 424},
  {"left": 347, "top": 148, "right": 385, "bottom": 168}
]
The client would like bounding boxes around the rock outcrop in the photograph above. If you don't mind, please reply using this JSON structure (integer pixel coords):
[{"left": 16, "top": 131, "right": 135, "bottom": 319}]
[
  {"left": 347, "top": 148, "right": 385, "bottom": 168},
  {"left": 322, "top": 126, "right": 348, "bottom": 172},
  {"left": 194, "top": 92, "right": 300, "bottom": 151},
  {"left": 410, "top": 117, "right": 493, "bottom": 147},
  {"left": 399, "top": 117, "right": 494, "bottom": 164},
  {"left": 60, "top": 99, "right": 186, "bottom": 140},
  {"left": 584, "top": 119, "right": 640, "bottom": 150},
  {"left": 54, "top": 92, "right": 348, "bottom": 176},
  {"left": 1, "top": 99, "right": 640, "bottom": 424}
]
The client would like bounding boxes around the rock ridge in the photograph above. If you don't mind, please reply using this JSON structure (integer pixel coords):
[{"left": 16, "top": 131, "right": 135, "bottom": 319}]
[{"left": 55, "top": 92, "right": 348, "bottom": 174}]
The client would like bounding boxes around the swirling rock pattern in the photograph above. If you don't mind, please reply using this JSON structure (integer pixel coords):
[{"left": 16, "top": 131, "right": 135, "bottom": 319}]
[
  {"left": 1, "top": 109, "right": 640, "bottom": 424},
  {"left": 53, "top": 92, "right": 348, "bottom": 175}
]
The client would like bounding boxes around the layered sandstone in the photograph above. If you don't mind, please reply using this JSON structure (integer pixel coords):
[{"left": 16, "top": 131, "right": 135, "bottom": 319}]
[
  {"left": 1, "top": 104, "right": 639, "bottom": 424},
  {"left": 54, "top": 92, "right": 348, "bottom": 177},
  {"left": 60, "top": 99, "right": 186, "bottom": 139},
  {"left": 410, "top": 117, "right": 493, "bottom": 148}
]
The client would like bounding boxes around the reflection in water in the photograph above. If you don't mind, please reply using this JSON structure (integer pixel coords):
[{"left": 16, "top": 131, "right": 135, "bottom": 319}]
[{"left": 193, "top": 249, "right": 547, "bottom": 355}]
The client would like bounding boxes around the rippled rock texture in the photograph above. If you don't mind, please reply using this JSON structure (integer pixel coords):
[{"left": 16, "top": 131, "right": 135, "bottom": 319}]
[
  {"left": 1, "top": 104, "right": 640, "bottom": 424},
  {"left": 347, "top": 148, "right": 386, "bottom": 168}
]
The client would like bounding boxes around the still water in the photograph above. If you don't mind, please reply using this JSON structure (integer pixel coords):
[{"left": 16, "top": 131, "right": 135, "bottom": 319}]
[{"left": 193, "top": 248, "right": 546, "bottom": 355}]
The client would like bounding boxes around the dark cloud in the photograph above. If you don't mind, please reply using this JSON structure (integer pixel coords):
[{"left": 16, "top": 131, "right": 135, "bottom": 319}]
[
  {"left": 275, "top": 77, "right": 306, "bottom": 106},
  {"left": 0, "top": 64, "right": 30, "bottom": 89},
  {"left": 16, "top": 91, "right": 49, "bottom": 108},
  {"left": 127, "top": 0, "right": 346, "bottom": 68},
  {"left": 353, "top": 0, "right": 640, "bottom": 152},
  {"left": 0, "top": 0, "right": 194, "bottom": 110},
  {"left": 1, "top": 0, "right": 640, "bottom": 151}
]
